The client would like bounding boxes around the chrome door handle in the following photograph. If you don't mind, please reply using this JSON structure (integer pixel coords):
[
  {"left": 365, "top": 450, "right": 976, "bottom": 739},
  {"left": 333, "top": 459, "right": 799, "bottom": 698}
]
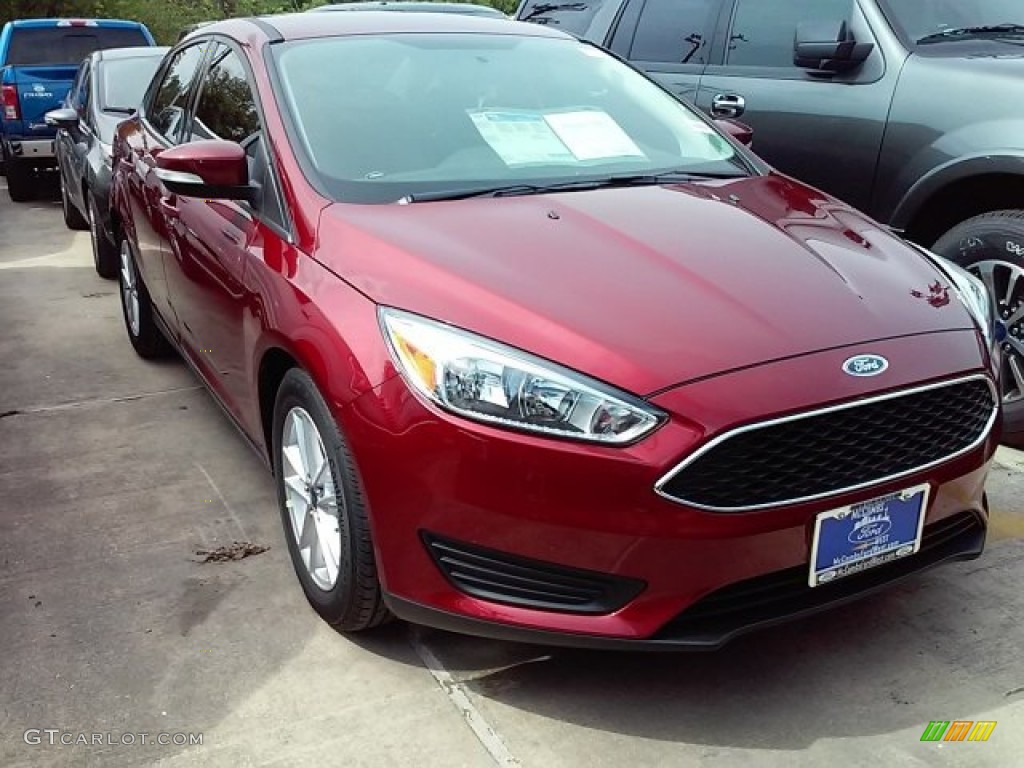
[{"left": 711, "top": 93, "right": 746, "bottom": 118}]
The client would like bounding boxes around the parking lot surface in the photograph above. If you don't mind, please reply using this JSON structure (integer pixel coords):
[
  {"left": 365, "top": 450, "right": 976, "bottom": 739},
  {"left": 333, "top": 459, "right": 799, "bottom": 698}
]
[{"left": 2, "top": 179, "right": 1024, "bottom": 767}]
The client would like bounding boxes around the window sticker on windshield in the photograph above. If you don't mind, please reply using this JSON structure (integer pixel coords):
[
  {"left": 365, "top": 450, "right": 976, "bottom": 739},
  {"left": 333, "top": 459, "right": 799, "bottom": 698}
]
[
  {"left": 542, "top": 110, "right": 646, "bottom": 162},
  {"left": 468, "top": 109, "right": 647, "bottom": 167},
  {"left": 467, "top": 111, "right": 577, "bottom": 167}
]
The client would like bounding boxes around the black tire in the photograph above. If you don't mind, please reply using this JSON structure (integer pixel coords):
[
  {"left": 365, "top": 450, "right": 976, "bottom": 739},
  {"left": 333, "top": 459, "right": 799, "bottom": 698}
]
[
  {"left": 931, "top": 210, "right": 1024, "bottom": 446},
  {"left": 6, "top": 159, "right": 33, "bottom": 202},
  {"left": 272, "top": 368, "right": 390, "bottom": 631},
  {"left": 117, "top": 236, "right": 172, "bottom": 359},
  {"left": 88, "top": 193, "right": 118, "bottom": 278},
  {"left": 60, "top": 172, "right": 87, "bottom": 230}
]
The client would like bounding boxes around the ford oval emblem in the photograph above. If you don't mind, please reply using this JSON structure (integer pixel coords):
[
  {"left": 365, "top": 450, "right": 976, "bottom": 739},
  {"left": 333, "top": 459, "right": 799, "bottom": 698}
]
[
  {"left": 848, "top": 516, "right": 892, "bottom": 544},
  {"left": 842, "top": 354, "right": 888, "bottom": 377}
]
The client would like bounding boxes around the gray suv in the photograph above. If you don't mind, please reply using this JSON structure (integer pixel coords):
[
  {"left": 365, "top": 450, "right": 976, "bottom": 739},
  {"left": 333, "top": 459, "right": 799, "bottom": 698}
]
[{"left": 516, "top": 0, "right": 1024, "bottom": 441}]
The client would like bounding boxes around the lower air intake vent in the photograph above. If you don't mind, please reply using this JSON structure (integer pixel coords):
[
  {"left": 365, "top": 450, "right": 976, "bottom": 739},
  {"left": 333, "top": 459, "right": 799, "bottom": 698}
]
[{"left": 423, "top": 533, "right": 645, "bottom": 614}]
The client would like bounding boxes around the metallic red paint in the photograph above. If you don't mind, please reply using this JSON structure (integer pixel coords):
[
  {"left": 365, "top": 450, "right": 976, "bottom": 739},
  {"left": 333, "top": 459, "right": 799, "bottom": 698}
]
[
  {"left": 155, "top": 140, "right": 250, "bottom": 188},
  {"left": 109, "top": 13, "right": 997, "bottom": 646}
]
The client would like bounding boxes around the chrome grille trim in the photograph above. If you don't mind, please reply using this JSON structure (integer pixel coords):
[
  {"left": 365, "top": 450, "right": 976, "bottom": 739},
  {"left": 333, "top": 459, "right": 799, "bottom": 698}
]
[{"left": 654, "top": 374, "right": 998, "bottom": 512}]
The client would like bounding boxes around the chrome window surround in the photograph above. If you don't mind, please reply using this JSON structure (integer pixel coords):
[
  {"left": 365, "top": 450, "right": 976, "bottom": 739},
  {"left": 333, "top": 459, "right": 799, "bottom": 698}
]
[{"left": 654, "top": 373, "right": 999, "bottom": 513}]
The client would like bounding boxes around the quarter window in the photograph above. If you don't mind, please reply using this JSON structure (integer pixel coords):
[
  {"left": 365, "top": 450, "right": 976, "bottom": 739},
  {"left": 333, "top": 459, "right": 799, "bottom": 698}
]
[
  {"left": 726, "top": 0, "right": 853, "bottom": 68},
  {"left": 149, "top": 44, "right": 207, "bottom": 142},
  {"left": 191, "top": 48, "right": 260, "bottom": 144},
  {"left": 630, "top": 0, "right": 718, "bottom": 64}
]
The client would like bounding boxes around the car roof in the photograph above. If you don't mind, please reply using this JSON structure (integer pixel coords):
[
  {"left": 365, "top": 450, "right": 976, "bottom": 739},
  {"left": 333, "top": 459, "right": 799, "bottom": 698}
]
[
  {"left": 199, "top": 10, "right": 566, "bottom": 42},
  {"left": 310, "top": 2, "right": 507, "bottom": 17},
  {"left": 93, "top": 46, "right": 169, "bottom": 62}
]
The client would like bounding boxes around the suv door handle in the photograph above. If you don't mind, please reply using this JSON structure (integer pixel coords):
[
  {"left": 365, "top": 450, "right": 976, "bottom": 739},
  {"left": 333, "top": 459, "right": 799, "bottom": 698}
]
[{"left": 711, "top": 93, "right": 746, "bottom": 118}]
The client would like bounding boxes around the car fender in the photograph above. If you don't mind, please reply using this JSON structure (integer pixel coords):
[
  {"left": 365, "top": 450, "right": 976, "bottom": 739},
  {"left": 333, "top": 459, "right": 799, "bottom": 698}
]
[{"left": 889, "top": 151, "right": 1024, "bottom": 233}]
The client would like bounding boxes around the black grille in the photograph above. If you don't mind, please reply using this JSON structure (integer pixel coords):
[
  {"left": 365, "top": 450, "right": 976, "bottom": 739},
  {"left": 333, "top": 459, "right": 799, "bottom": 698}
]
[
  {"left": 655, "top": 511, "right": 985, "bottom": 643},
  {"left": 423, "top": 533, "right": 645, "bottom": 614},
  {"left": 658, "top": 378, "right": 995, "bottom": 510}
]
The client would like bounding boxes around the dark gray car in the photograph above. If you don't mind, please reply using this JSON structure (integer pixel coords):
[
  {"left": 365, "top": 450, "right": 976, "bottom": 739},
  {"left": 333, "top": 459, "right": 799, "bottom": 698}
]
[
  {"left": 46, "top": 46, "right": 169, "bottom": 278},
  {"left": 517, "top": 0, "right": 1024, "bottom": 442}
]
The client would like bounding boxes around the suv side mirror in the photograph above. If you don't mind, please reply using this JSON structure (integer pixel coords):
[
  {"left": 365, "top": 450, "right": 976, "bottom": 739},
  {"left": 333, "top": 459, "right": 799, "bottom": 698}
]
[
  {"left": 794, "top": 20, "right": 873, "bottom": 74},
  {"left": 154, "top": 140, "right": 258, "bottom": 204}
]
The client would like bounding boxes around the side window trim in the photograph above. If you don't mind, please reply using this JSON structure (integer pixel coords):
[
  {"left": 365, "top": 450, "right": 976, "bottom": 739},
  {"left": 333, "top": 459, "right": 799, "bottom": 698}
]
[{"left": 184, "top": 36, "right": 293, "bottom": 241}]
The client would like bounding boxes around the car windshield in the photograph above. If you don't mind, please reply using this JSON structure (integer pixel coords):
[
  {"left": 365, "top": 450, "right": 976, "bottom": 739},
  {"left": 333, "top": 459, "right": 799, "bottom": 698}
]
[
  {"left": 273, "top": 33, "right": 749, "bottom": 204},
  {"left": 879, "top": 0, "right": 1024, "bottom": 44},
  {"left": 99, "top": 56, "right": 163, "bottom": 112}
]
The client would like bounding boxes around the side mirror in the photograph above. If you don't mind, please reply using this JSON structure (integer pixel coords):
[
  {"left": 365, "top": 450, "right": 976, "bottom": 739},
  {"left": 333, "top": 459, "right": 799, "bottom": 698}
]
[
  {"left": 45, "top": 107, "right": 80, "bottom": 131},
  {"left": 794, "top": 20, "right": 873, "bottom": 74},
  {"left": 154, "top": 140, "right": 257, "bottom": 204},
  {"left": 715, "top": 118, "right": 753, "bottom": 147}
]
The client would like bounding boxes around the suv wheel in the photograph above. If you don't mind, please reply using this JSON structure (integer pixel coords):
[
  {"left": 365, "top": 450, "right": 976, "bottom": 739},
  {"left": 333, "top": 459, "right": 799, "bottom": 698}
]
[
  {"left": 88, "top": 194, "right": 118, "bottom": 278},
  {"left": 60, "top": 173, "right": 87, "bottom": 230},
  {"left": 931, "top": 210, "right": 1024, "bottom": 446}
]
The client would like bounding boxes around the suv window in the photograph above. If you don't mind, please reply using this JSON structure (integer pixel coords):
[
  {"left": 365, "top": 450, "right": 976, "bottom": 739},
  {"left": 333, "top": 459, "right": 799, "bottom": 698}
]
[
  {"left": 69, "top": 62, "right": 90, "bottom": 114},
  {"left": 148, "top": 44, "right": 207, "bottom": 142},
  {"left": 517, "top": 0, "right": 607, "bottom": 37},
  {"left": 630, "top": 0, "right": 718, "bottom": 64},
  {"left": 191, "top": 47, "right": 260, "bottom": 143},
  {"left": 6, "top": 27, "right": 149, "bottom": 67},
  {"left": 726, "top": 0, "right": 853, "bottom": 68}
]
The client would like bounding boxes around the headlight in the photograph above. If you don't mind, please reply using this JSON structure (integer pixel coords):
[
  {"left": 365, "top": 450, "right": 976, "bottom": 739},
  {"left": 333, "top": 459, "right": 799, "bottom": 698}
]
[
  {"left": 380, "top": 308, "right": 665, "bottom": 445},
  {"left": 916, "top": 247, "right": 997, "bottom": 352}
]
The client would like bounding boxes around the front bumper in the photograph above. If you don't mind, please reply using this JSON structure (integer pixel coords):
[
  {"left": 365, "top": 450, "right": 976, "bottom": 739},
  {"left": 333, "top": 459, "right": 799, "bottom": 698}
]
[{"left": 343, "top": 329, "right": 996, "bottom": 648}]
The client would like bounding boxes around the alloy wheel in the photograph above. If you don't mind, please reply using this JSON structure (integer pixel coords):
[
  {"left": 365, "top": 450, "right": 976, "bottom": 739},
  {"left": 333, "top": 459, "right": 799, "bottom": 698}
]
[
  {"left": 120, "top": 241, "right": 140, "bottom": 337},
  {"left": 968, "top": 259, "right": 1021, "bottom": 403},
  {"left": 281, "top": 406, "right": 342, "bottom": 591}
]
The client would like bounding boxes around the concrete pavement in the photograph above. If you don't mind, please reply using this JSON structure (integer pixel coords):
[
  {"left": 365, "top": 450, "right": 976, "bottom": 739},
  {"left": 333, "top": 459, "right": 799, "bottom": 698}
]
[{"left": 1, "top": 179, "right": 1023, "bottom": 768}]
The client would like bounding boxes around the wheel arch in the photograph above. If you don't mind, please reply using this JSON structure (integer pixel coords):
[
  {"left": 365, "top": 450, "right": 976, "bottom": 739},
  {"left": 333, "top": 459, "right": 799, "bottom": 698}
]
[
  {"left": 257, "top": 345, "right": 300, "bottom": 467},
  {"left": 892, "top": 154, "right": 1024, "bottom": 247}
]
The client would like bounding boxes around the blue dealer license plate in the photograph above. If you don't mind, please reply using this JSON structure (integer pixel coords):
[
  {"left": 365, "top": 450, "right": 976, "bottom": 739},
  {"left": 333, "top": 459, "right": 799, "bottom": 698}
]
[{"left": 809, "top": 484, "right": 929, "bottom": 587}]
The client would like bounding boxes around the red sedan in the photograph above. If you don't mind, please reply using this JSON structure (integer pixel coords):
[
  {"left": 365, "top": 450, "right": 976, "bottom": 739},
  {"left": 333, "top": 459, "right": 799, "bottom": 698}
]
[{"left": 110, "top": 12, "right": 1000, "bottom": 648}]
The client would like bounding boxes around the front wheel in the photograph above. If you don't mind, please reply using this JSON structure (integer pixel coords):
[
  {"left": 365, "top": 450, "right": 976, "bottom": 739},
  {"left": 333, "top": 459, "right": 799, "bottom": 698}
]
[
  {"left": 272, "top": 368, "right": 390, "bottom": 631},
  {"left": 88, "top": 193, "right": 118, "bottom": 278},
  {"left": 931, "top": 210, "right": 1024, "bottom": 445},
  {"left": 117, "top": 237, "right": 172, "bottom": 359}
]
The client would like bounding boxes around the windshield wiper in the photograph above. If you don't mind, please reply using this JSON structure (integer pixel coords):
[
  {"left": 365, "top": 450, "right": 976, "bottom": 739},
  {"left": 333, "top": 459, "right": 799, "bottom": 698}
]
[
  {"left": 400, "top": 170, "right": 745, "bottom": 203},
  {"left": 918, "top": 23, "right": 1024, "bottom": 44}
]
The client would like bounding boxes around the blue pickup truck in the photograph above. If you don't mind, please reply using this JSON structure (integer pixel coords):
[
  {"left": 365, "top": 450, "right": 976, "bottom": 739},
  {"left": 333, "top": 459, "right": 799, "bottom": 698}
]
[{"left": 1, "top": 18, "right": 155, "bottom": 202}]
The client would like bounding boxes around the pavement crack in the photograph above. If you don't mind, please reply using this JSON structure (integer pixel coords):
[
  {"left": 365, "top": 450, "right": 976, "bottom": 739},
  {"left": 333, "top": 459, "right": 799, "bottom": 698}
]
[{"left": 2, "top": 385, "right": 202, "bottom": 416}]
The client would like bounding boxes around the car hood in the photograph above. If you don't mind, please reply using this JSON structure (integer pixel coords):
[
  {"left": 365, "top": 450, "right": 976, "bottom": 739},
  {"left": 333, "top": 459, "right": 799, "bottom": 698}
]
[{"left": 316, "top": 174, "right": 977, "bottom": 395}]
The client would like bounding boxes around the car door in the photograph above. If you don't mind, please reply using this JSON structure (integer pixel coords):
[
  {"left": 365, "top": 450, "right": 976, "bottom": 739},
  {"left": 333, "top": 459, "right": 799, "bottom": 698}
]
[
  {"left": 57, "top": 60, "right": 89, "bottom": 212},
  {"left": 695, "top": 0, "right": 896, "bottom": 212},
  {"left": 164, "top": 43, "right": 278, "bottom": 423},
  {"left": 605, "top": 0, "right": 725, "bottom": 105},
  {"left": 126, "top": 42, "right": 209, "bottom": 324}
]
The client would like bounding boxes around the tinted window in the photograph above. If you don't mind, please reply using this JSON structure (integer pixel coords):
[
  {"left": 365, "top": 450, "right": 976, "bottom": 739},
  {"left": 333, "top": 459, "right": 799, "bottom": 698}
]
[
  {"left": 191, "top": 48, "right": 259, "bottom": 143},
  {"left": 630, "top": 0, "right": 717, "bottom": 64},
  {"left": 6, "top": 27, "right": 149, "bottom": 67},
  {"left": 517, "top": 0, "right": 606, "bottom": 36},
  {"left": 100, "top": 56, "right": 164, "bottom": 112},
  {"left": 727, "top": 0, "right": 853, "bottom": 67},
  {"left": 149, "top": 44, "right": 207, "bottom": 142},
  {"left": 275, "top": 34, "right": 747, "bottom": 204}
]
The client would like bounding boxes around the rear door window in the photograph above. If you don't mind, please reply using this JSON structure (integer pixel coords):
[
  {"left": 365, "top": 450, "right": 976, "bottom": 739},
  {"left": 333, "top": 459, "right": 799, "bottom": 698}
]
[
  {"left": 629, "top": 0, "right": 719, "bottom": 64},
  {"left": 6, "top": 27, "right": 150, "bottom": 67}
]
